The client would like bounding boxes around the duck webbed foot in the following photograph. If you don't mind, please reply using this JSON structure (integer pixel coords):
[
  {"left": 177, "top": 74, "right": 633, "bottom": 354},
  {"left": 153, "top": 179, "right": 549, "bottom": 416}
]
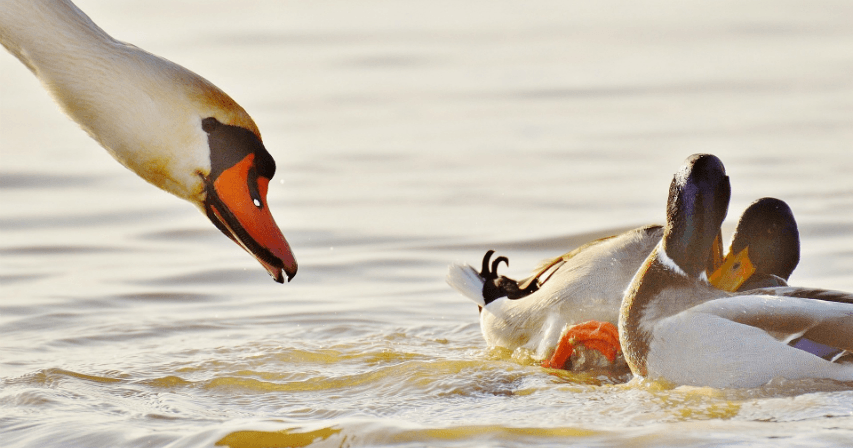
[
  {"left": 541, "top": 321, "right": 621, "bottom": 370},
  {"left": 479, "top": 250, "right": 540, "bottom": 305}
]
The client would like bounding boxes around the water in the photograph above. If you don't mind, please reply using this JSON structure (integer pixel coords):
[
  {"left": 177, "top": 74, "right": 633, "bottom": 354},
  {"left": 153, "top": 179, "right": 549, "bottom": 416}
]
[{"left": 2, "top": 1, "right": 853, "bottom": 446}]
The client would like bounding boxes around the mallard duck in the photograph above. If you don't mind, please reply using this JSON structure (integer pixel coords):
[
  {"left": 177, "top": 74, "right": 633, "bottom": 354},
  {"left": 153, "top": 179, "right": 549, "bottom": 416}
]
[
  {"left": 711, "top": 198, "right": 847, "bottom": 362},
  {"left": 448, "top": 226, "right": 663, "bottom": 369},
  {"left": 0, "top": 0, "right": 297, "bottom": 282},
  {"left": 619, "top": 154, "right": 853, "bottom": 388},
  {"left": 448, "top": 193, "right": 844, "bottom": 370}
]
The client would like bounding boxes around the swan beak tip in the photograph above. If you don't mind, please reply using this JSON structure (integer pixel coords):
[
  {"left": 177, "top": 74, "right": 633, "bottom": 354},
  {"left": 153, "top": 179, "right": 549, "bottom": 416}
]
[
  {"left": 263, "top": 254, "right": 297, "bottom": 284},
  {"left": 237, "top": 218, "right": 298, "bottom": 284}
]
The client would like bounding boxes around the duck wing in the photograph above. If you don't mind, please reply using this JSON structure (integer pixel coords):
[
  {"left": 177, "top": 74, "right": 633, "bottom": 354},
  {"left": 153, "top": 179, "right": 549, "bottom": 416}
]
[
  {"left": 743, "top": 286, "right": 853, "bottom": 305},
  {"left": 689, "top": 293, "right": 853, "bottom": 352},
  {"left": 520, "top": 226, "right": 666, "bottom": 290},
  {"left": 514, "top": 235, "right": 618, "bottom": 290}
]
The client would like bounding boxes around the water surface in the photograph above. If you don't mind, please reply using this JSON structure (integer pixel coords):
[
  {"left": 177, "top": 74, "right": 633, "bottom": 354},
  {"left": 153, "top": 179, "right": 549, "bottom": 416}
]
[{"left": 2, "top": 1, "right": 852, "bottom": 446}]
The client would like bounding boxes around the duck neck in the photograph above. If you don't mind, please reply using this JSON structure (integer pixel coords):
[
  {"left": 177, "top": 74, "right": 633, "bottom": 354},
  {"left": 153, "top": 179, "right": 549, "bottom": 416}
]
[{"left": 620, "top": 245, "right": 697, "bottom": 377}]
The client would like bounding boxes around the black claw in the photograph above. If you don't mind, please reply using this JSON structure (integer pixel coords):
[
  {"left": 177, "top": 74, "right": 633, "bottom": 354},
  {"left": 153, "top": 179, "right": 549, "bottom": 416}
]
[
  {"left": 477, "top": 250, "right": 540, "bottom": 306},
  {"left": 480, "top": 250, "right": 496, "bottom": 278},
  {"left": 491, "top": 256, "right": 508, "bottom": 276}
]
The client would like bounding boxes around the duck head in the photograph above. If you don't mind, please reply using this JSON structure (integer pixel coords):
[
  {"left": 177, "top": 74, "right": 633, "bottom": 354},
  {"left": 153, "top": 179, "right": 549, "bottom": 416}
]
[
  {"left": 662, "top": 154, "right": 731, "bottom": 278},
  {"left": 199, "top": 117, "right": 297, "bottom": 283},
  {"left": 709, "top": 197, "right": 799, "bottom": 291}
]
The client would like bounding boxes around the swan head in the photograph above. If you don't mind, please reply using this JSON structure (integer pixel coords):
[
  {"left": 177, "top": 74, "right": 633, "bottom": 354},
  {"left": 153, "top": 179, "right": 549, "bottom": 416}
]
[
  {"left": 197, "top": 117, "right": 297, "bottom": 283},
  {"left": 98, "top": 54, "right": 300, "bottom": 283},
  {"left": 92, "top": 60, "right": 300, "bottom": 283}
]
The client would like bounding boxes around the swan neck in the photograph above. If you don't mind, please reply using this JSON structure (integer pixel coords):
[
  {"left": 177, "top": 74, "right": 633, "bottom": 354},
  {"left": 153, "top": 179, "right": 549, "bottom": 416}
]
[{"left": 0, "top": 0, "right": 119, "bottom": 73}]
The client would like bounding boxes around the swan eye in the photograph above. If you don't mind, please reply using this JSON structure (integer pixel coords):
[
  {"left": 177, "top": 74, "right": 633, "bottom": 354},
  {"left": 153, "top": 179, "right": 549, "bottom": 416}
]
[{"left": 247, "top": 168, "right": 264, "bottom": 209}]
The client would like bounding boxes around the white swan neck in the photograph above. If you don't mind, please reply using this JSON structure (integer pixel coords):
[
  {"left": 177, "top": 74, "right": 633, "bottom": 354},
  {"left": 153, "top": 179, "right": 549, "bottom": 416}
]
[
  {"left": 0, "top": 0, "right": 117, "bottom": 72},
  {"left": 0, "top": 0, "right": 249, "bottom": 201}
]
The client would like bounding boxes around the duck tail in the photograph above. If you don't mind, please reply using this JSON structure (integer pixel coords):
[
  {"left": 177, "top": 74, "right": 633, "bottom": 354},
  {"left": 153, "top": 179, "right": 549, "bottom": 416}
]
[{"left": 446, "top": 263, "right": 486, "bottom": 307}]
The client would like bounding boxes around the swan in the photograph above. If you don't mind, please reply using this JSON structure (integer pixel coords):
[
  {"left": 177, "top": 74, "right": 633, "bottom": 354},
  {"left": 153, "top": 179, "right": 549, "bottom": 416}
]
[
  {"left": 0, "top": 0, "right": 297, "bottom": 282},
  {"left": 619, "top": 154, "right": 853, "bottom": 388}
]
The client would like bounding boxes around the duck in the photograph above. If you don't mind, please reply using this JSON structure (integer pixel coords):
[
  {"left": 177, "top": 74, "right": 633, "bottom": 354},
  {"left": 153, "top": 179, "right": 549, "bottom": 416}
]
[
  {"left": 0, "top": 0, "right": 297, "bottom": 282},
  {"left": 711, "top": 198, "right": 847, "bottom": 362},
  {"left": 447, "top": 226, "right": 663, "bottom": 369},
  {"left": 447, "top": 192, "right": 842, "bottom": 370},
  {"left": 619, "top": 154, "right": 853, "bottom": 388}
]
